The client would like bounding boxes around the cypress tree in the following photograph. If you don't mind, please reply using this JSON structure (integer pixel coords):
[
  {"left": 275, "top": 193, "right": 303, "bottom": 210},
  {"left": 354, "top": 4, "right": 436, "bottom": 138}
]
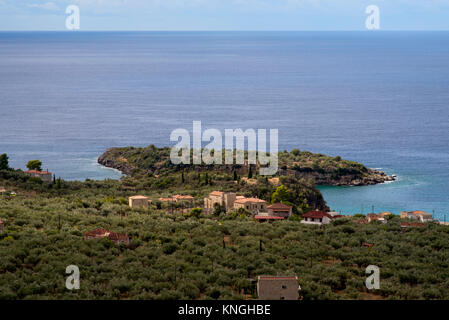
[{"left": 0, "top": 153, "right": 9, "bottom": 170}]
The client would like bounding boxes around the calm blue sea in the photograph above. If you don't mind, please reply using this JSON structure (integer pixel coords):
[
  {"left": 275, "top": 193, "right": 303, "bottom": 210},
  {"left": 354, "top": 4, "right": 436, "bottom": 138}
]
[{"left": 1, "top": 31, "right": 448, "bottom": 219}]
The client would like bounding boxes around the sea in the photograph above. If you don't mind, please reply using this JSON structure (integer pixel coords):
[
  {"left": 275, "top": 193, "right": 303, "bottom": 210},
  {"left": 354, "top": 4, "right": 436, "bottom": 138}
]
[{"left": 1, "top": 31, "right": 448, "bottom": 219}]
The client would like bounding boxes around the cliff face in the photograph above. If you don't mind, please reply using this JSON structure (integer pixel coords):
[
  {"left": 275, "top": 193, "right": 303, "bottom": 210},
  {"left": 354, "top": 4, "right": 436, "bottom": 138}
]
[
  {"left": 98, "top": 145, "right": 396, "bottom": 186},
  {"left": 277, "top": 168, "right": 395, "bottom": 186},
  {"left": 98, "top": 149, "right": 135, "bottom": 175}
]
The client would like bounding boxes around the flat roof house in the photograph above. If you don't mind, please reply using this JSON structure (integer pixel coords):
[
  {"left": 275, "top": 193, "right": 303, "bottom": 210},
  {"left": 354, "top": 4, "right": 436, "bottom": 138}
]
[
  {"left": 267, "top": 203, "right": 293, "bottom": 218},
  {"left": 129, "top": 195, "right": 149, "bottom": 208},
  {"left": 301, "top": 210, "right": 334, "bottom": 226},
  {"left": 257, "top": 275, "right": 300, "bottom": 300},
  {"left": 25, "top": 170, "right": 52, "bottom": 182}
]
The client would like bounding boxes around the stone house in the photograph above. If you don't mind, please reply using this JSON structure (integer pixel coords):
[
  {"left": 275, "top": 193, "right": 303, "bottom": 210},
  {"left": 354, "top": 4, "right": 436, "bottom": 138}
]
[
  {"left": 233, "top": 197, "right": 267, "bottom": 214},
  {"left": 257, "top": 275, "right": 300, "bottom": 300},
  {"left": 204, "top": 191, "right": 236, "bottom": 212},
  {"left": 129, "top": 195, "right": 149, "bottom": 208}
]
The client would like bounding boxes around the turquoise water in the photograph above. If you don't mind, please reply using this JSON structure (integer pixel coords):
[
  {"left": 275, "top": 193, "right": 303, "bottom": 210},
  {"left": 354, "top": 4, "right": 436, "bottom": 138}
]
[{"left": 0, "top": 31, "right": 448, "bottom": 219}]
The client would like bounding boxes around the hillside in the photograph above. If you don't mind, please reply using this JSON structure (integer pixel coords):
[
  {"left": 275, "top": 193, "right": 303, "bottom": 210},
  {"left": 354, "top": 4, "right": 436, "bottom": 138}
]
[{"left": 1, "top": 171, "right": 448, "bottom": 300}]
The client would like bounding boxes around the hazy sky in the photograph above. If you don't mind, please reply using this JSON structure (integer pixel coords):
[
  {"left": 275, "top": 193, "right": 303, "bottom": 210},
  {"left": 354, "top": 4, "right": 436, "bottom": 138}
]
[{"left": 1, "top": 0, "right": 449, "bottom": 31}]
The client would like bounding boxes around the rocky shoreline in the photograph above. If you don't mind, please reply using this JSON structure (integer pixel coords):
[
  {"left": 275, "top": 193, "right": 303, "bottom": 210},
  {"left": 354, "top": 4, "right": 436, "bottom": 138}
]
[
  {"left": 333, "top": 169, "right": 396, "bottom": 186},
  {"left": 98, "top": 149, "right": 136, "bottom": 175},
  {"left": 276, "top": 167, "right": 395, "bottom": 186}
]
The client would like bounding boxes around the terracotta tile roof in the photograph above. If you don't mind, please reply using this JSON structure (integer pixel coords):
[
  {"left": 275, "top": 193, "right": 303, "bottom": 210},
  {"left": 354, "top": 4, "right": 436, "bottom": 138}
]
[
  {"left": 234, "top": 197, "right": 267, "bottom": 204},
  {"left": 267, "top": 203, "right": 292, "bottom": 210},
  {"left": 173, "top": 194, "right": 194, "bottom": 200},
  {"left": 255, "top": 215, "right": 284, "bottom": 220},
  {"left": 302, "top": 210, "right": 333, "bottom": 219},
  {"left": 129, "top": 195, "right": 148, "bottom": 200},
  {"left": 210, "top": 191, "right": 224, "bottom": 196},
  {"left": 0, "top": 219, "right": 4, "bottom": 224},
  {"left": 258, "top": 275, "right": 298, "bottom": 280},
  {"left": 25, "top": 170, "right": 51, "bottom": 175},
  {"left": 159, "top": 197, "right": 174, "bottom": 202},
  {"left": 408, "top": 210, "right": 432, "bottom": 217}
]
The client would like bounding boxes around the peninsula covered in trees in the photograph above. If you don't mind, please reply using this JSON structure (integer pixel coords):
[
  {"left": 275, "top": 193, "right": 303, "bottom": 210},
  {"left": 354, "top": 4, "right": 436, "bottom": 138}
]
[{"left": 98, "top": 145, "right": 395, "bottom": 186}]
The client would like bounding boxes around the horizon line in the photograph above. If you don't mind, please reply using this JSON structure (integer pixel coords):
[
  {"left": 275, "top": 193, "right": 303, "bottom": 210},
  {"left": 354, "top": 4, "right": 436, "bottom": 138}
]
[{"left": 1, "top": 29, "right": 449, "bottom": 32}]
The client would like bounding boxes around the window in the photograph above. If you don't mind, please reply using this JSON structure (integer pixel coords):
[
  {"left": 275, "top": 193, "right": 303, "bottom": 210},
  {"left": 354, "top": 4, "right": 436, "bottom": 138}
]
[{"left": 282, "top": 285, "right": 287, "bottom": 289}]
